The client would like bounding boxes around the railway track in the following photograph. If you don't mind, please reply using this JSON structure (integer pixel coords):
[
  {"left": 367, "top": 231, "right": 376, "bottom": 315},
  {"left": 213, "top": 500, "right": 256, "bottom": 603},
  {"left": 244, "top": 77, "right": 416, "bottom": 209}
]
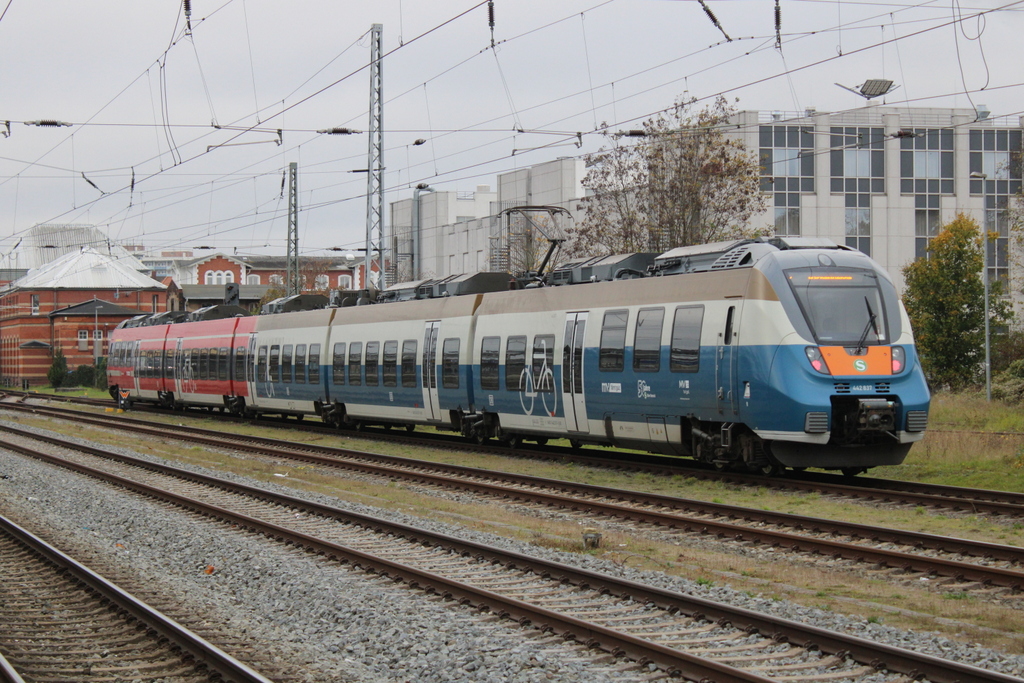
[
  {"left": 5, "top": 402, "right": 1024, "bottom": 601},
  {"left": 0, "top": 423, "right": 1020, "bottom": 682},
  {"left": 0, "top": 513, "right": 273, "bottom": 683},
  {"left": 7, "top": 394, "right": 1024, "bottom": 521}
]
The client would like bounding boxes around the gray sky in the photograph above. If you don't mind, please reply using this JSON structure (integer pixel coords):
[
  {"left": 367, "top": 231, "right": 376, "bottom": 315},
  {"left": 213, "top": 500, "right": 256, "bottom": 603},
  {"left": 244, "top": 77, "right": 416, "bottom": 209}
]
[{"left": 1, "top": 0, "right": 1021, "bottom": 262}]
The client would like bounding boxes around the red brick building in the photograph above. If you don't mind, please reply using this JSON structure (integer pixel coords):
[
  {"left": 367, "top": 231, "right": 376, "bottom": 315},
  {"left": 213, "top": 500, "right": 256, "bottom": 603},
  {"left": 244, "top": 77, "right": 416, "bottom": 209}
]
[
  {"left": 0, "top": 247, "right": 166, "bottom": 386},
  {"left": 188, "top": 253, "right": 359, "bottom": 291}
]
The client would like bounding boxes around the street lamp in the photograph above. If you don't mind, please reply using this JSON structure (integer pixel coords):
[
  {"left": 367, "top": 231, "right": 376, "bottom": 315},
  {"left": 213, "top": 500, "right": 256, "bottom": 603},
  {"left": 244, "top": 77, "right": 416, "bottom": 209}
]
[{"left": 971, "top": 170, "right": 991, "bottom": 401}]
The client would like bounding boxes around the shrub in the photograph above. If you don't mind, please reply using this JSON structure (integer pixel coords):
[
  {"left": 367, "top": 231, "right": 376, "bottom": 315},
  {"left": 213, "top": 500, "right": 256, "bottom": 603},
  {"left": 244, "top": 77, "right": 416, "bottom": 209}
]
[
  {"left": 47, "top": 348, "right": 68, "bottom": 388},
  {"left": 991, "top": 359, "right": 1024, "bottom": 405}
]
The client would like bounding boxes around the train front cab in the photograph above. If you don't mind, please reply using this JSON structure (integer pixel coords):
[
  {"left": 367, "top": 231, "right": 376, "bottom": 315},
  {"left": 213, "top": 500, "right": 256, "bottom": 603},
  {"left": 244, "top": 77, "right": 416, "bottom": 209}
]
[{"left": 755, "top": 260, "right": 931, "bottom": 472}]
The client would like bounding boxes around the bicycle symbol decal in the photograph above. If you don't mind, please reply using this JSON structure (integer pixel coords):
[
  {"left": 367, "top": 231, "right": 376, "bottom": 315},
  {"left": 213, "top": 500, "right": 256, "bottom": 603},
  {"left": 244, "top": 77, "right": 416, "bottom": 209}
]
[{"left": 519, "top": 339, "right": 557, "bottom": 417}]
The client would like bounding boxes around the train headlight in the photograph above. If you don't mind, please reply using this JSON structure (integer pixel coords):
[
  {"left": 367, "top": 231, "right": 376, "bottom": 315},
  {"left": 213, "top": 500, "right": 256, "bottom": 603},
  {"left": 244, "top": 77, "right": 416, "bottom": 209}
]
[
  {"left": 891, "top": 346, "right": 905, "bottom": 374},
  {"left": 804, "top": 347, "right": 830, "bottom": 375}
]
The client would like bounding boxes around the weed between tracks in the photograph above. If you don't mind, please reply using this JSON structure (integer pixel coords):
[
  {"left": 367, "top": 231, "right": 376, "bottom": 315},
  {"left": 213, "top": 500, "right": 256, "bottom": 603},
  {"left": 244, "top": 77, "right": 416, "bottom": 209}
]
[{"left": 8, "top": 395, "right": 1024, "bottom": 654}]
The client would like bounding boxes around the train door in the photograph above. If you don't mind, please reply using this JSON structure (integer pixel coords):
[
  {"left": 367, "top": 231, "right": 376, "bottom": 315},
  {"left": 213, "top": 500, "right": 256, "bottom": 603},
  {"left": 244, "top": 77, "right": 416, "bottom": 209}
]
[
  {"left": 561, "top": 312, "right": 589, "bottom": 434},
  {"left": 715, "top": 304, "right": 742, "bottom": 415},
  {"left": 131, "top": 340, "right": 142, "bottom": 395},
  {"left": 422, "top": 321, "right": 441, "bottom": 422},
  {"left": 245, "top": 334, "right": 258, "bottom": 400},
  {"left": 172, "top": 338, "right": 184, "bottom": 396}
]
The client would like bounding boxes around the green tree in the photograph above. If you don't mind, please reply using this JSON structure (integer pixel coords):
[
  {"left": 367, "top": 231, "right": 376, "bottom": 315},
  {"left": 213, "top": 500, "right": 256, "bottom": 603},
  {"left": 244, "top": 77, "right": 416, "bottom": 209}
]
[
  {"left": 567, "top": 95, "right": 767, "bottom": 258},
  {"left": 902, "top": 213, "right": 1011, "bottom": 389},
  {"left": 47, "top": 347, "right": 68, "bottom": 388}
]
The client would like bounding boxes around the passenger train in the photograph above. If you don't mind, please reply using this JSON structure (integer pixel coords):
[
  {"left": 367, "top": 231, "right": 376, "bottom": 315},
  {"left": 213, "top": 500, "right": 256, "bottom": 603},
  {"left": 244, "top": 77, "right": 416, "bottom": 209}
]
[{"left": 107, "top": 237, "right": 931, "bottom": 475}]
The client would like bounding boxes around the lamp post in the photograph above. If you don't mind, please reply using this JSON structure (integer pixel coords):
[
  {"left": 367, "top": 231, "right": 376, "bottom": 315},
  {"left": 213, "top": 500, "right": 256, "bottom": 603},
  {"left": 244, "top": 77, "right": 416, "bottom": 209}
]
[{"left": 971, "top": 171, "right": 991, "bottom": 401}]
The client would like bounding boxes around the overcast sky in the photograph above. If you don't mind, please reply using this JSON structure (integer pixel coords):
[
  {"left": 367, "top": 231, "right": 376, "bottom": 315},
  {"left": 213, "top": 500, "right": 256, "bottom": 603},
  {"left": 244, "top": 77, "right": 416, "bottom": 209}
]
[{"left": 1, "top": 0, "right": 1021, "bottom": 262}]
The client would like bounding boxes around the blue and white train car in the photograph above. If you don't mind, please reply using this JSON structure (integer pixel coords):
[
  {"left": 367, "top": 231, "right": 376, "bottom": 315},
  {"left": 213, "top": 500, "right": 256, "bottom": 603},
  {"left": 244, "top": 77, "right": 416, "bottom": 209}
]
[{"left": 465, "top": 238, "right": 929, "bottom": 474}]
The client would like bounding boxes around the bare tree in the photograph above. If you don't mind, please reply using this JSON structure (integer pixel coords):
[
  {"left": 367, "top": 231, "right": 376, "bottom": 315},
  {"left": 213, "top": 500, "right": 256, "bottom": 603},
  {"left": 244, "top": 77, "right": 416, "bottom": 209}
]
[{"left": 568, "top": 96, "right": 767, "bottom": 258}]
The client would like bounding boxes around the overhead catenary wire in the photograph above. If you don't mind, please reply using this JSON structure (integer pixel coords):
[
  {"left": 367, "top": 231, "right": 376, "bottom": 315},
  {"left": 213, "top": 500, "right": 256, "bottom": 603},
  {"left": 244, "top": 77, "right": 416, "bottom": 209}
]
[{"left": 4, "top": 0, "right": 1019, "bottom": 255}]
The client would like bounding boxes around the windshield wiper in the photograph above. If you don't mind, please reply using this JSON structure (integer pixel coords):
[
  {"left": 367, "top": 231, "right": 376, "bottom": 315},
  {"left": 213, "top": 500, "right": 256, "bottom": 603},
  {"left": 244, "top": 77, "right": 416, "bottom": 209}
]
[{"left": 855, "top": 297, "right": 879, "bottom": 355}]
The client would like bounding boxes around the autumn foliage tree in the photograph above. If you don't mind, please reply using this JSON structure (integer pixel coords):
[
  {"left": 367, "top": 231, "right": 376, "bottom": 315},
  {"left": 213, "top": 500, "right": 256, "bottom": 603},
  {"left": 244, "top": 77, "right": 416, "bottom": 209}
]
[
  {"left": 902, "top": 213, "right": 1012, "bottom": 389},
  {"left": 567, "top": 96, "right": 767, "bottom": 258}
]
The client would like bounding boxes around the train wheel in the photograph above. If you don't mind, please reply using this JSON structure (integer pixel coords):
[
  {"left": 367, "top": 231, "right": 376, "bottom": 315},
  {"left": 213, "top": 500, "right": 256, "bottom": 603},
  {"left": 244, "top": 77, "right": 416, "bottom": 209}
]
[
  {"left": 382, "top": 423, "right": 392, "bottom": 430},
  {"left": 756, "top": 462, "right": 782, "bottom": 477},
  {"left": 841, "top": 467, "right": 866, "bottom": 477},
  {"left": 474, "top": 433, "right": 488, "bottom": 445},
  {"left": 534, "top": 437, "right": 548, "bottom": 446},
  {"left": 569, "top": 439, "right": 582, "bottom": 450},
  {"left": 354, "top": 420, "right": 365, "bottom": 431},
  {"left": 295, "top": 414, "right": 304, "bottom": 422},
  {"left": 405, "top": 424, "right": 415, "bottom": 433},
  {"left": 503, "top": 434, "right": 522, "bottom": 449}
]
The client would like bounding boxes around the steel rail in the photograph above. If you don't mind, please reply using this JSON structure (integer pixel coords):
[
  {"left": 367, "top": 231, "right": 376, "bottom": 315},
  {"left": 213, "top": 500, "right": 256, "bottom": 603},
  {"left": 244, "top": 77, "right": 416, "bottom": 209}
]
[
  {"left": 8, "top": 399, "right": 1024, "bottom": 518},
  {"left": 3, "top": 414, "right": 1024, "bottom": 590},
  {"left": 0, "top": 653, "right": 25, "bottom": 683},
  {"left": 0, "top": 432, "right": 1019, "bottom": 683},
  {"left": 0, "top": 513, "right": 274, "bottom": 683}
]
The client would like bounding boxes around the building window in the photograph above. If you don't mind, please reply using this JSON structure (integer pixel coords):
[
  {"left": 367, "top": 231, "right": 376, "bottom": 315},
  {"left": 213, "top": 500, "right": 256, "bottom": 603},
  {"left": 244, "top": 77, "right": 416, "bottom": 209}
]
[
  {"left": 844, "top": 205, "right": 871, "bottom": 256},
  {"left": 914, "top": 194, "right": 941, "bottom": 259},
  {"left": 30, "top": 295, "right": 39, "bottom": 314},
  {"left": 761, "top": 125, "right": 813, "bottom": 238},
  {"left": 900, "top": 128, "right": 954, "bottom": 195},
  {"left": 269, "top": 274, "right": 284, "bottom": 286},
  {"left": 338, "top": 275, "right": 352, "bottom": 289},
  {"left": 970, "top": 129, "right": 1022, "bottom": 190},
  {"left": 830, "top": 127, "right": 884, "bottom": 193},
  {"left": 774, "top": 199, "right": 800, "bottom": 237},
  {"left": 986, "top": 194, "right": 1011, "bottom": 290},
  {"left": 315, "top": 274, "right": 330, "bottom": 290},
  {"left": 969, "top": 129, "right": 1022, "bottom": 289},
  {"left": 204, "top": 271, "right": 214, "bottom": 284},
  {"left": 247, "top": 274, "right": 261, "bottom": 285}
]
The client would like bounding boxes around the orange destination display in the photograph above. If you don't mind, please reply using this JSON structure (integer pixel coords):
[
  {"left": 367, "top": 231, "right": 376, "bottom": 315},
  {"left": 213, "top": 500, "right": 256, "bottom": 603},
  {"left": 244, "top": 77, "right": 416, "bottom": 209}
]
[{"left": 818, "top": 345, "right": 892, "bottom": 376}]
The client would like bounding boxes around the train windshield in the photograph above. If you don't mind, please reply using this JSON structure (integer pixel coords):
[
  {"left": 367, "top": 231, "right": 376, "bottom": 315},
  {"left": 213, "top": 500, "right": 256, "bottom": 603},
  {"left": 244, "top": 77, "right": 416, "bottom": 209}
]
[{"left": 785, "top": 267, "right": 888, "bottom": 346}]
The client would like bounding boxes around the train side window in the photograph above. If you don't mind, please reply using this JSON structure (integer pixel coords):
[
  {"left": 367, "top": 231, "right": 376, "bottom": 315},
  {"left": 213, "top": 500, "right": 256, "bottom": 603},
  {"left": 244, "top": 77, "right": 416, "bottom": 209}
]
[
  {"left": 365, "top": 341, "right": 380, "bottom": 387},
  {"left": 308, "top": 344, "right": 321, "bottom": 384},
  {"left": 442, "top": 338, "right": 460, "bottom": 389},
  {"left": 348, "top": 342, "right": 363, "bottom": 386},
  {"left": 332, "top": 342, "right": 346, "bottom": 385},
  {"left": 199, "top": 349, "right": 210, "bottom": 381},
  {"left": 505, "top": 335, "right": 527, "bottom": 391},
  {"left": 219, "top": 347, "right": 230, "bottom": 381},
  {"left": 165, "top": 350, "right": 175, "bottom": 379},
  {"left": 269, "top": 345, "right": 280, "bottom": 383},
  {"left": 724, "top": 306, "right": 735, "bottom": 345},
  {"left": 401, "top": 340, "right": 417, "bottom": 388},
  {"left": 209, "top": 348, "right": 219, "bottom": 381},
  {"left": 382, "top": 340, "right": 398, "bottom": 387},
  {"left": 480, "top": 336, "right": 500, "bottom": 390},
  {"left": 257, "top": 347, "right": 268, "bottom": 382},
  {"left": 191, "top": 349, "right": 201, "bottom": 380},
  {"left": 295, "top": 344, "right": 307, "bottom": 384},
  {"left": 633, "top": 308, "right": 665, "bottom": 373},
  {"left": 282, "top": 345, "right": 293, "bottom": 384},
  {"left": 532, "top": 335, "right": 555, "bottom": 392},
  {"left": 670, "top": 305, "right": 704, "bottom": 373},
  {"left": 599, "top": 309, "right": 628, "bottom": 371},
  {"left": 234, "top": 346, "right": 247, "bottom": 382}
]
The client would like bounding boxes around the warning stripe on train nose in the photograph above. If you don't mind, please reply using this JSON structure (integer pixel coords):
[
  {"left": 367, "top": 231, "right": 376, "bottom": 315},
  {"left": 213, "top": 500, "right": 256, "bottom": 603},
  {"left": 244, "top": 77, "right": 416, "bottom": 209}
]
[{"left": 819, "top": 346, "right": 892, "bottom": 376}]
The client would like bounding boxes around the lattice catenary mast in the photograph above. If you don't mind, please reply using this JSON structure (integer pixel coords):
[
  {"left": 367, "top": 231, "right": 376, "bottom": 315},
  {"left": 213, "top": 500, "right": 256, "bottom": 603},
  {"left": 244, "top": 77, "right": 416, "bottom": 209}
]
[
  {"left": 364, "top": 24, "right": 384, "bottom": 291},
  {"left": 287, "top": 161, "right": 299, "bottom": 295}
]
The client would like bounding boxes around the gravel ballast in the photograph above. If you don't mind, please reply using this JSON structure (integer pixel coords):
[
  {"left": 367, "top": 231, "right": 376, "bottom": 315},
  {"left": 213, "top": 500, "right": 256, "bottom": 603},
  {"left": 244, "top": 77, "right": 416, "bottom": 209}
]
[{"left": 0, "top": 417, "right": 1022, "bottom": 681}]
